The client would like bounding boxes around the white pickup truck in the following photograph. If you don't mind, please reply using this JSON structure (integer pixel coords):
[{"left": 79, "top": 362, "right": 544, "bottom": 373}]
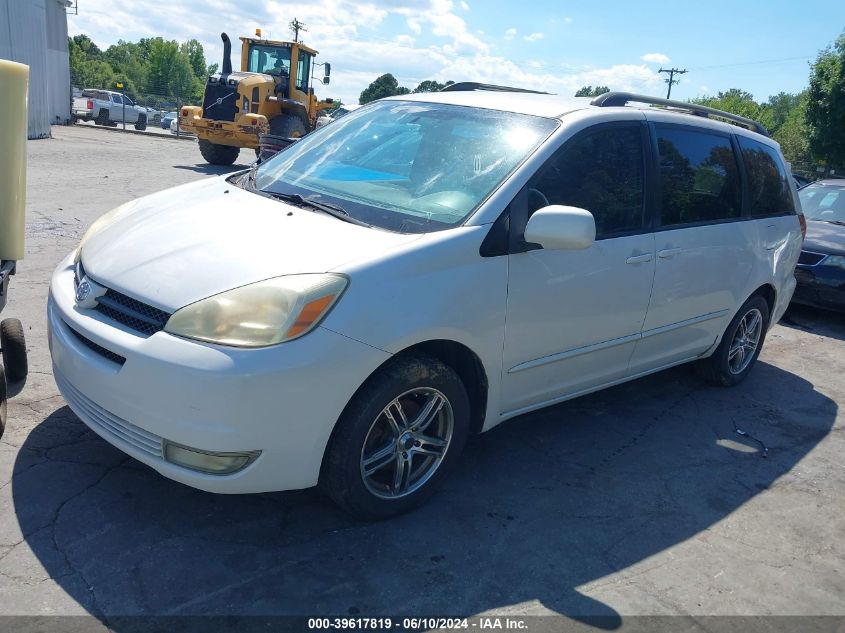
[{"left": 72, "top": 89, "right": 148, "bottom": 130}]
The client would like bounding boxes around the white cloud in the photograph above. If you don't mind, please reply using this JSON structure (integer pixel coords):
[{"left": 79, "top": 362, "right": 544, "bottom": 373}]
[
  {"left": 523, "top": 32, "right": 544, "bottom": 42},
  {"left": 67, "top": 0, "right": 665, "bottom": 104},
  {"left": 641, "top": 52, "right": 670, "bottom": 65},
  {"left": 699, "top": 85, "right": 710, "bottom": 96},
  {"left": 564, "top": 16, "right": 572, "bottom": 23},
  {"left": 460, "top": 1, "right": 469, "bottom": 10}
]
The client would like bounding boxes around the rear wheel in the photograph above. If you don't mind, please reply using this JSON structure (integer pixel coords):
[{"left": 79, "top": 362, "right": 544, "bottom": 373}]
[
  {"left": 321, "top": 354, "right": 470, "bottom": 520},
  {"left": 0, "top": 364, "right": 6, "bottom": 440},
  {"left": 696, "top": 295, "right": 769, "bottom": 387},
  {"left": 0, "top": 318, "right": 27, "bottom": 383},
  {"left": 134, "top": 114, "right": 147, "bottom": 131},
  {"left": 198, "top": 139, "right": 240, "bottom": 165},
  {"left": 95, "top": 109, "right": 109, "bottom": 126},
  {"left": 269, "top": 113, "right": 307, "bottom": 139}
]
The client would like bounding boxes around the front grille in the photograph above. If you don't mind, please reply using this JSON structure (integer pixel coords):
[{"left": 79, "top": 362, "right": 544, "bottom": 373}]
[
  {"left": 66, "top": 323, "right": 126, "bottom": 366},
  {"left": 798, "top": 250, "right": 827, "bottom": 266},
  {"left": 202, "top": 80, "right": 238, "bottom": 122},
  {"left": 75, "top": 262, "right": 171, "bottom": 336},
  {"left": 55, "top": 370, "right": 163, "bottom": 458},
  {"left": 94, "top": 289, "right": 171, "bottom": 336}
]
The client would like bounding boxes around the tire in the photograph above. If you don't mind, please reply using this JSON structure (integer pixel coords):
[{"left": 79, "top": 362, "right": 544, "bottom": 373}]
[
  {"left": 95, "top": 109, "right": 109, "bottom": 126},
  {"left": 134, "top": 114, "right": 147, "bottom": 131},
  {"left": 269, "top": 113, "right": 307, "bottom": 138},
  {"left": 198, "top": 139, "right": 240, "bottom": 166},
  {"left": 321, "top": 354, "right": 470, "bottom": 520},
  {"left": 0, "top": 364, "right": 6, "bottom": 440},
  {"left": 696, "top": 295, "right": 770, "bottom": 387},
  {"left": 1, "top": 318, "right": 27, "bottom": 383}
]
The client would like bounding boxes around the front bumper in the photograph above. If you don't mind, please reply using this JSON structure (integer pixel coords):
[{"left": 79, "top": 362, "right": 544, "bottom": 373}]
[
  {"left": 793, "top": 265, "right": 845, "bottom": 312},
  {"left": 181, "top": 109, "right": 268, "bottom": 149},
  {"left": 48, "top": 253, "right": 391, "bottom": 493}
]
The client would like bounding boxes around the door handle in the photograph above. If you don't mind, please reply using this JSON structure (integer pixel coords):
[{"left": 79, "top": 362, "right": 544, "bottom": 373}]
[
  {"left": 658, "top": 248, "right": 682, "bottom": 259},
  {"left": 625, "top": 253, "right": 653, "bottom": 265}
]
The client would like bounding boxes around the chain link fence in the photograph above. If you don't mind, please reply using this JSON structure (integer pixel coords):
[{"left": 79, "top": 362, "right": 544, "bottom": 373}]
[{"left": 70, "top": 71, "right": 198, "bottom": 138}]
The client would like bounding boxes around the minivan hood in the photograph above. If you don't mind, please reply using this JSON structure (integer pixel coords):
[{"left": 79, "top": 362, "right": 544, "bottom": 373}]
[
  {"left": 81, "top": 176, "right": 420, "bottom": 311},
  {"left": 803, "top": 219, "right": 845, "bottom": 257}
]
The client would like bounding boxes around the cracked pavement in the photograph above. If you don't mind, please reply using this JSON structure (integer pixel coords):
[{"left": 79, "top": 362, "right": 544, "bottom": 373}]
[{"left": 0, "top": 125, "right": 843, "bottom": 624}]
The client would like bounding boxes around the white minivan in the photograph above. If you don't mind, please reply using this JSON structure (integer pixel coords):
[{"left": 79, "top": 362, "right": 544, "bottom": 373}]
[{"left": 48, "top": 86, "right": 803, "bottom": 518}]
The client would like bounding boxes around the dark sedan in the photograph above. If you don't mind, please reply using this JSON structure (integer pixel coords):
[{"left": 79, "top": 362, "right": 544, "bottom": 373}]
[
  {"left": 793, "top": 179, "right": 845, "bottom": 311},
  {"left": 160, "top": 111, "right": 177, "bottom": 129}
]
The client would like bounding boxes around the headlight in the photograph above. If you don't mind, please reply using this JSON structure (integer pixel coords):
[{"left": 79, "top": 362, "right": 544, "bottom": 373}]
[
  {"left": 75, "top": 200, "right": 139, "bottom": 263},
  {"left": 822, "top": 255, "right": 845, "bottom": 270},
  {"left": 164, "top": 274, "right": 348, "bottom": 347}
]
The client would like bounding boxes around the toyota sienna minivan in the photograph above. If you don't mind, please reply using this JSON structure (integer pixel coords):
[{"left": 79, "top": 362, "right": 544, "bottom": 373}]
[{"left": 49, "top": 86, "right": 803, "bottom": 518}]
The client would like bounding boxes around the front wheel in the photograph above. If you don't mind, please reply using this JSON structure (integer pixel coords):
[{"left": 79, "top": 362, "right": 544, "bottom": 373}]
[
  {"left": 1, "top": 318, "right": 27, "bottom": 383},
  {"left": 198, "top": 139, "right": 240, "bottom": 165},
  {"left": 0, "top": 364, "right": 6, "bottom": 439},
  {"left": 321, "top": 355, "right": 470, "bottom": 520},
  {"left": 696, "top": 295, "right": 770, "bottom": 387}
]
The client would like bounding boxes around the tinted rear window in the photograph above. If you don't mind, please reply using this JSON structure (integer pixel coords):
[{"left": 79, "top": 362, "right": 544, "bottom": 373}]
[
  {"left": 738, "top": 137, "right": 795, "bottom": 217},
  {"left": 656, "top": 126, "right": 741, "bottom": 226}
]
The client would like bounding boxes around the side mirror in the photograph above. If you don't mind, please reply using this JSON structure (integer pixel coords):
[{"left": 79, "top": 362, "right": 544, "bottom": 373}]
[
  {"left": 323, "top": 76, "right": 330, "bottom": 85},
  {"left": 524, "top": 205, "right": 596, "bottom": 250}
]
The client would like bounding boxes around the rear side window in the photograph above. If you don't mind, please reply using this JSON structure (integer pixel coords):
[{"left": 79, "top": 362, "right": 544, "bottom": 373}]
[
  {"left": 738, "top": 137, "right": 795, "bottom": 217},
  {"left": 529, "top": 124, "right": 645, "bottom": 238},
  {"left": 656, "top": 126, "right": 741, "bottom": 226}
]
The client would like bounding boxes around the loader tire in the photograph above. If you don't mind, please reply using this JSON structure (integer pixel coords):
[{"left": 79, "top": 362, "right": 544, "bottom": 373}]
[
  {"left": 198, "top": 140, "right": 240, "bottom": 166},
  {"left": 269, "top": 113, "right": 307, "bottom": 139}
]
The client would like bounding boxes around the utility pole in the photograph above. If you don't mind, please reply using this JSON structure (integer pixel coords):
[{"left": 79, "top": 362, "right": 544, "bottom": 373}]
[
  {"left": 289, "top": 18, "right": 307, "bottom": 43},
  {"left": 658, "top": 67, "right": 687, "bottom": 99}
]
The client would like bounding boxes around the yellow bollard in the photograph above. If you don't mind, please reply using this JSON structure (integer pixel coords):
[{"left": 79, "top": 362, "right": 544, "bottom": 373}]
[{"left": 0, "top": 59, "right": 28, "bottom": 262}]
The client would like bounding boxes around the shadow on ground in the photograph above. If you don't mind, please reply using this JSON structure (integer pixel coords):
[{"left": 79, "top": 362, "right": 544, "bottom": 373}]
[
  {"left": 10, "top": 361, "right": 836, "bottom": 624},
  {"left": 780, "top": 303, "right": 844, "bottom": 341},
  {"left": 172, "top": 163, "right": 252, "bottom": 175}
]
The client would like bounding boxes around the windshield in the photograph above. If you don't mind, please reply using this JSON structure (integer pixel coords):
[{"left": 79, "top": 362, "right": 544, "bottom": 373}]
[
  {"left": 799, "top": 183, "right": 845, "bottom": 222},
  {"left": 251, "top": 100, "right": 558, "bottom": 232},
  {"left": 248, "top": 44, "right": 291, "bottom": 77}
]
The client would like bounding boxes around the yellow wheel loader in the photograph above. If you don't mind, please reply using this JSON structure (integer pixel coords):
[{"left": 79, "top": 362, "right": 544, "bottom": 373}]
[{"left": 181, "top": 31, "right": 334, "bottom": 165}]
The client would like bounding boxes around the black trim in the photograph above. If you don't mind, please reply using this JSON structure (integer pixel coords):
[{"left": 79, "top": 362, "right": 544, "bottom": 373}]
[
  {"left": 65, "top": 323, "right": 126, "bottom": 366},
  {"left": 479, "top": 207, "right": 511, "bottom": 257},
  {"left": 591, "top": 91, "right": 769, "bottom": 136}
]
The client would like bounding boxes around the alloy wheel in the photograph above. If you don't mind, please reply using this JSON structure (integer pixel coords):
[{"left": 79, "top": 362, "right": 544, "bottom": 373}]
[
  {"left": 359, "top": 387, "right": 454, "bottom": 499},
  {"left": 728, "top": 308, "right": 763, "bottom": 375}
]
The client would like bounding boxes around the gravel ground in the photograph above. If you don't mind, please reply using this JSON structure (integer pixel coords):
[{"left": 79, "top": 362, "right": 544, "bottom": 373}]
[{"left": 0, "top": 125, "right": 843, "bottom": 628}]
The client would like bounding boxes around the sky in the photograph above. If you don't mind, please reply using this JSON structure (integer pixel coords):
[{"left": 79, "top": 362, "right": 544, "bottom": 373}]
[{"left": 68, "top": 0, "right": 845, "bottom": 106}]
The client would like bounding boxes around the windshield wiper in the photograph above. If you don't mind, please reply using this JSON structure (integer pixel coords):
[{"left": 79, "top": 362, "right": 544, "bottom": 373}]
[
  {"left": 821, "top": 219, "right": 845, "bottom": 226},
  {"left": 266, "top": 192, "right": 372, "bottom": 227}
]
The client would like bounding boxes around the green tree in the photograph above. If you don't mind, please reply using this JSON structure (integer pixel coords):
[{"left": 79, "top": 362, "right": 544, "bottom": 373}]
[
  {"left": 359, "top": 74, "right": 410, "bottom": 104},
  {"left": 72, "top": 60, "right": 117, "bottom": 90},
  {"left": 575, "top": 85, "right": 609, "bottom": 97},
  {"left": 774, "top": 93, "right": 812, "bottom": 165},
  {"left": 806, "top": 31, "right": 845, "bottom": 166},
  {"left": 170, "top": 50, "right": 203, "bottom": 101},
  {"left": 181, "top": 39, "right": 208, "bottom": 79},
  {"left": 412, "top": 79, "right": 454, "bottom": 93},
  {"left": 146, "top": 37, "right": 179, "bottom": 95},
  {"left": 693, "top": 89, "right": 761, "bottom": 120}
]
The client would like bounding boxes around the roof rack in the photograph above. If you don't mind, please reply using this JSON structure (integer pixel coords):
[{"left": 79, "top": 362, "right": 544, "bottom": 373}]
[
  {"left": 590, "top": 91, "right": 769, "bottom": 137},
  {"left": 441, "top": 82, "right": 549, "bottom": 95}
]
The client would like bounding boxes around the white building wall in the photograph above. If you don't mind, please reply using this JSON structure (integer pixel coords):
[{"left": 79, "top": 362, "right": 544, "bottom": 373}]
[{"left": 0, "top": 0, "right": 70, "bottom": 139}]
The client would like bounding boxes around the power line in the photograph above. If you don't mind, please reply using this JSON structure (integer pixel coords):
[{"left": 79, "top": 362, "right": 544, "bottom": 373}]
[
  {"left": 689, "top": 55, "right": 812, "bottom": 71},
  {"left": 658, "top": 67, "right": 687, "bottom": 99}
]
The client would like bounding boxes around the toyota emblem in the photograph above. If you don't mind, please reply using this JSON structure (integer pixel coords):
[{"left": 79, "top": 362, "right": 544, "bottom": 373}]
[{"left": 76, "top": 280, "right": 92, "bottom": 304}]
